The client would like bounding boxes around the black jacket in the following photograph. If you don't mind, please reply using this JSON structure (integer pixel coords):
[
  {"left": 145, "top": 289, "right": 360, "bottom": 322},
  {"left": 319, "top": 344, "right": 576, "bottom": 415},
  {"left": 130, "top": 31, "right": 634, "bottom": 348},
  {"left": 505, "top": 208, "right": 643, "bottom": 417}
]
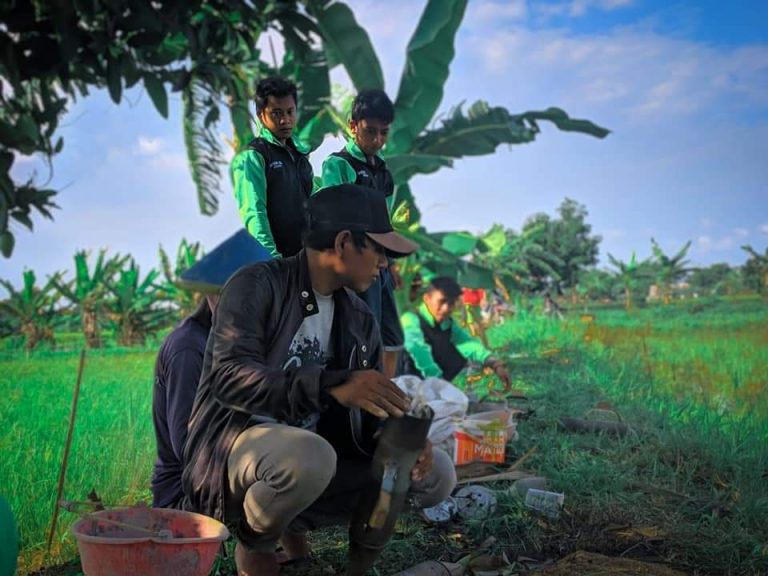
[
  {"left": 181, "top": 251, "right": 382, "bottom": 521},
  {"left": 151, "top": 300, "right": 211, "bottom": 508},
  {"left": 330, "top": 149, "right": 394, "bottom": 197},
  {"left": 248, "top": 137, "right": 313, "bottom": 257}
]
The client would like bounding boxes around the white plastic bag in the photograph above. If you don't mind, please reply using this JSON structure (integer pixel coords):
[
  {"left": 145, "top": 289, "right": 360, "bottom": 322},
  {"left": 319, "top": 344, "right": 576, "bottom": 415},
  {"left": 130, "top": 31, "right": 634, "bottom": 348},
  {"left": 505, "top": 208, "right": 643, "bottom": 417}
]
[{"left": 393, "top": 375, "right": 469, "bottom": 447}]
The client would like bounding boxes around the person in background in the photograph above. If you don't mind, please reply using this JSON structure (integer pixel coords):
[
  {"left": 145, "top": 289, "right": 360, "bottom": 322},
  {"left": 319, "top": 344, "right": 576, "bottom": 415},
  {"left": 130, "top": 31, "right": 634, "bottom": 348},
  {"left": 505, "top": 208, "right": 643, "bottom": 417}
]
[
  {"left": 401, "top": 276, "right": 510, "bottom": 388},
  {"left": 232, "top": 76, "right": 313, "bottom": 259},
  {"left": 461, "top": 286, "right": 489, "bottom": 347},
  {"left": 151, "top": 296, "right": 216, "bottom": 509},
  {"left": 151, "top": 228, "right": 276, "bottom": 509},
  {"left": 321, "top": 89, "right": 402, "bottom": 377},
  {"left": 181, "top": 185, "right": 455, "bottom": 576}
]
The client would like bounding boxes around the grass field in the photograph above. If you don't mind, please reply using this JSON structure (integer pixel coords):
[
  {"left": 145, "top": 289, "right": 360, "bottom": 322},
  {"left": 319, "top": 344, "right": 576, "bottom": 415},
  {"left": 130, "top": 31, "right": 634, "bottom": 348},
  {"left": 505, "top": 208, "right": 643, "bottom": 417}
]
[{"left": 2, "top": 297, "right": 767, "bottom": 575}]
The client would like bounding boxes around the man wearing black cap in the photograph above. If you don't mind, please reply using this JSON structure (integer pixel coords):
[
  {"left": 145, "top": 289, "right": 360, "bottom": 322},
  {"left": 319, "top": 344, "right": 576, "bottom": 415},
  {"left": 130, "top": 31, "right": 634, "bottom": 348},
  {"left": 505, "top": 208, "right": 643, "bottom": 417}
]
[{"left": 181, "top": 185, "right": 456, "bottom": 576}]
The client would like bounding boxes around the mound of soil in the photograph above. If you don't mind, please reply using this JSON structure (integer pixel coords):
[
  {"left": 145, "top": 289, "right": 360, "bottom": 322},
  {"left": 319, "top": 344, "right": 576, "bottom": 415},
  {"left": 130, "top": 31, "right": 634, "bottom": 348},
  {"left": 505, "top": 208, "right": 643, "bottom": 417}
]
[{"left": 545, "top": 551, "right": 687, "bottom": 576}]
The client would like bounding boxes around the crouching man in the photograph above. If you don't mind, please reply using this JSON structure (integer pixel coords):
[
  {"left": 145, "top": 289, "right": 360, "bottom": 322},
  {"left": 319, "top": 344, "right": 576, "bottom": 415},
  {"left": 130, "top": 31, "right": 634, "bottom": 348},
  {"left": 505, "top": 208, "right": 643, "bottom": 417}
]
[{"left": 181, "top": 184, "right": 456, "bottom": 576}]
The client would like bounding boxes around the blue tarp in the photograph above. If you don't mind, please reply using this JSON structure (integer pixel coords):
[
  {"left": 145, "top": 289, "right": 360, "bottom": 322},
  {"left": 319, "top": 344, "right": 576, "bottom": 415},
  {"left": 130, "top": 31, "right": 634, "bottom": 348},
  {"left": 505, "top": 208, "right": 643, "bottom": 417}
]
[{"left": 178, "top": 229, "right": 273, "bottom": 293}]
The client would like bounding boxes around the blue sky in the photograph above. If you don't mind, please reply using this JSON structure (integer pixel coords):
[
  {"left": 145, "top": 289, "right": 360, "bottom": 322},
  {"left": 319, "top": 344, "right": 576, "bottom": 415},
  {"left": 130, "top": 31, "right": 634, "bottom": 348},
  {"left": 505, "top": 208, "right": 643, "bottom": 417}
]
[{"left": 4, "top": 0, "right": 768, "bottom": 286}]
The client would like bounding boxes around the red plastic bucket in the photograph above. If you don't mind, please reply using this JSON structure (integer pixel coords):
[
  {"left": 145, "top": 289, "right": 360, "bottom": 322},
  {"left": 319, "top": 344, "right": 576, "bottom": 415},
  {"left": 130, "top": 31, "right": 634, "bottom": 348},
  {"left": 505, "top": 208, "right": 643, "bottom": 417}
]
[{"left": 71, "top": 506, "right": 229, "bottom": 576}]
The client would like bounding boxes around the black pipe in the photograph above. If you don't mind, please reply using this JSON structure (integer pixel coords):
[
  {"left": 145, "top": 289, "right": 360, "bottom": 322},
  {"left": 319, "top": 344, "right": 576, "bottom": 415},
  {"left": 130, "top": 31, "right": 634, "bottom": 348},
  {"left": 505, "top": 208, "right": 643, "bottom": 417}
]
[{"left": 348, "top": 408, "right": 434, "bottom": 576}]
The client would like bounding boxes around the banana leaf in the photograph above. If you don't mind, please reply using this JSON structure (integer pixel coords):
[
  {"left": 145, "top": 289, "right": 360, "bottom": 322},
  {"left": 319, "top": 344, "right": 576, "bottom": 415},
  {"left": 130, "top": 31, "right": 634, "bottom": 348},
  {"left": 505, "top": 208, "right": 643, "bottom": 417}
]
[
  {"left": 307, "top": 0, "right": 384, "bottom": 91},
  {"left": 385, "top": 153, "right": 453, "bottom": 185},
  {"left": 414, "top": 101, "right": 609, "bottom": 159},
  {"left": 183, "top": 76, "right": 225, "bottom": 216},
  {"left": 388, "top": 0, "right": 468, "bottom": 154}
]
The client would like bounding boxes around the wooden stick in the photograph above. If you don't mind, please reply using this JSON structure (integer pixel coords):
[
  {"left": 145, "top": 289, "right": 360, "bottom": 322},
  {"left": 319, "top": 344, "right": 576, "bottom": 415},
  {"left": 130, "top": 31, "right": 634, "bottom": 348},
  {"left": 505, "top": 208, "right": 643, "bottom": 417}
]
[
  {"left": 46, "top": 349, "right": 86, "bottom": 557},
  {"left": 457, "top": 445, "right": 539, "bottom": 485}
]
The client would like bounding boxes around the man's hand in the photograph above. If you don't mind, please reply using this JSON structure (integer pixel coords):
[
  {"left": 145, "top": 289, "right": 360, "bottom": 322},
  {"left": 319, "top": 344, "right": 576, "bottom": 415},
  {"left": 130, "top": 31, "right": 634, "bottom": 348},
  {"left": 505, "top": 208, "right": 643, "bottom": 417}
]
[
  {"left": 327, "top": 370, "right": 410, "bottom": 419},
  {"left": 411, "top": 440, "right": 433, "bottom": 482},
  {"left": 486, "top": 358, "right": 511, "bottom": 393}
]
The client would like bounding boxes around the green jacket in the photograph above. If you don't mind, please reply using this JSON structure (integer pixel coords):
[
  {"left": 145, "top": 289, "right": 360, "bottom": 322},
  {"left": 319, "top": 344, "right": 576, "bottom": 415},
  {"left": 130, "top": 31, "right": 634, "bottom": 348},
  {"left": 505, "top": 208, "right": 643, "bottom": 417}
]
[
  {"left": 231, "top": 125, "right": 312, "bottom": 258},
  {"left": 401, "top": 302, "right": 491, "bottom": 380},
  {"left": 321, "top": 139, "right": 368, "bottom": 187}
]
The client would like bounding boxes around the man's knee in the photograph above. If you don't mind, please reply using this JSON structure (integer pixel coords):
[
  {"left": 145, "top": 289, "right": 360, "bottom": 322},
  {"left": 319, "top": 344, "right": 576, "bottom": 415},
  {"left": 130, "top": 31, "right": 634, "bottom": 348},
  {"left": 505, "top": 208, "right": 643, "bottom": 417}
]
[
  {"left": 410, "top": 448, "right": 456, "bottom": 509},
  {"left": 229, "top": 426, "right": 338, "bottom": 541}
]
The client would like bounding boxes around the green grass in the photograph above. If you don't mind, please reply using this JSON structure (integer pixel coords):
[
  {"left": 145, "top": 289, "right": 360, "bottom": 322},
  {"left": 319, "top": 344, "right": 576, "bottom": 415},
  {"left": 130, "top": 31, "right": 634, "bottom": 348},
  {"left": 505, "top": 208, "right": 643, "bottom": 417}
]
[
  {"left": 2, "top": 297, "right": 767, "bottom": 575},
  {"left": 0, "top": 350, "right": 155, "bottom": 572}
]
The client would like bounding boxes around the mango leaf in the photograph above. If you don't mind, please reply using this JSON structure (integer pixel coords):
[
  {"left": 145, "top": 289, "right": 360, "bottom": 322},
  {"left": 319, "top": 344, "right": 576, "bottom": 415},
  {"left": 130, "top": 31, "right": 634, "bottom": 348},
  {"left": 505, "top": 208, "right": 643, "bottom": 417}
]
[
  {"left": 143, "top": 74, "right": 168, "bottom": 118},
  {"left": 106, "top": 55, "right": 122, "bottom": 103},
  {"left": 385, "top": 153, "right": 453, "bottom": 185},
  {"left": 388, "top": 0, "right": 468, "bottom": 154},
  {"left": 307, "top": 0, "right": 384, "bottom": 91},
  {"left": 0, "top": 231, "right": 14, "bottom": 257}
]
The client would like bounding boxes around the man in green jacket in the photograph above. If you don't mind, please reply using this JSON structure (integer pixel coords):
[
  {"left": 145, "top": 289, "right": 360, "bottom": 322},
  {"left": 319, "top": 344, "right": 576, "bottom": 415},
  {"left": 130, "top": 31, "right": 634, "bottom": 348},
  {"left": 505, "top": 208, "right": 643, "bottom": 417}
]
[
  {"left": 321, "top": 89, "right": 401, "bottom": 377},
  {"left": 232, "top": 76, "right": 313, "bottom": 258},
  {"left": 401, "top": 277, "right": 510, "bottom": 387}
]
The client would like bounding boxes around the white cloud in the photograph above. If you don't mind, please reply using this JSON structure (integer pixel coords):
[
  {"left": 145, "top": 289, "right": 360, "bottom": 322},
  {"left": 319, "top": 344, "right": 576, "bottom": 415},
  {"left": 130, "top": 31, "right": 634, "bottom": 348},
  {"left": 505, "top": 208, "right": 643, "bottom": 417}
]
[
  {"left": 472, "top": 0, "right": 527, "bottom": 21},
  {"left": 471, "top": 26, "right": 768, "bottom": 124},
  {"left": 135, "top": 136, "right": 165, "bottom": 155},
  {"left": 761, "top": 224, "right": 768, "bottom": 235},
  {"left": 536, "top": 0, "right": 633, "bottom": 18},
  {"left": 700, "top": 217, "right": 713, "bottom": 228},
  {"left": 734, "top": 228, "right": 749, "bottom": 238},
  {"left": 696, "top": 234, "right": 736, "bottom": 253}
]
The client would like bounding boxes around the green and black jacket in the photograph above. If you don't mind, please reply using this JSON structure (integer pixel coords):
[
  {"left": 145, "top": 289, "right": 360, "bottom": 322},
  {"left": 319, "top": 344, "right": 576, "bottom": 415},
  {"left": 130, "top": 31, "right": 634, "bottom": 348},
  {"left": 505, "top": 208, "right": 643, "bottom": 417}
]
[
  {"left": 401, "top": 302, "right": 491, "bottom": 381},
  {"left": 231, "top": 125, "right": 313, "bottom": 258},
  {"left": 321, "top": 140, "right": 394, "bottom": 196}
]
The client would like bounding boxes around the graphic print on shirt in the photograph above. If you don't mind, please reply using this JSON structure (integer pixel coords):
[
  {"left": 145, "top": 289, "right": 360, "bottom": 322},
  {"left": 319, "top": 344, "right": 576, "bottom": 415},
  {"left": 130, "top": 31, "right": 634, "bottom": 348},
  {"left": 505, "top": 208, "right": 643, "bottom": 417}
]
[{"left": 283, "top": 291, "right": 335, "bottom": 370}]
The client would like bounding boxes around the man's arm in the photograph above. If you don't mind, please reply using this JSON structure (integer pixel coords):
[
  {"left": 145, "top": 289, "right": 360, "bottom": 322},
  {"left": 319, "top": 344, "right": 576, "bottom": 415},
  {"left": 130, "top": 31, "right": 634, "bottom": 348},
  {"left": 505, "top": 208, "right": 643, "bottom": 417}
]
[
  {"left": 208, "top": 270, "right": 349, "bottom": 422},
  {"left": 165, "top": 348, "right": 204, "bottom": 461},
  {"left": 451, "top": 322, "right": 492, "bottom": 364},
  {"left": 400, "top": 311, "right": 443, "bottom": 378},
  {"left": 320, "top": 154, "right": 357, "bottom": 190},
  {"left": 231, "top": 150, "right": 281, "bottom": 258}
]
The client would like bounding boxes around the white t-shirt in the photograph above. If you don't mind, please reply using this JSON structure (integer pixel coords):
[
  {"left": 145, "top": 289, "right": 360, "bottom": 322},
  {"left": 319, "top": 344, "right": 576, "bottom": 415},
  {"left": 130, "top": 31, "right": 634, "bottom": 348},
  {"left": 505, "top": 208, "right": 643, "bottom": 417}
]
[{"left": 282, "top": 290, "right": 335, "bottom": 370}]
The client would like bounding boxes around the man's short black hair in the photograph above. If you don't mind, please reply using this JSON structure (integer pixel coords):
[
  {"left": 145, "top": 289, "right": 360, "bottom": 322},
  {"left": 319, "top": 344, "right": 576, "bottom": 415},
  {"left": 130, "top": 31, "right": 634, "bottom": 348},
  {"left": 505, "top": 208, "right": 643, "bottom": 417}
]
[
  {"left": 351, "top": 89, "right": 395, "bottom": 124},
  {"left": 255, "top": 76, "right": 298, "bottom": 112},
  {"left": 427, "top": 276, "right": 463, "bottom": 301},
  {"left": 304, "top": 229, "right": 370, "bottom": 252}
]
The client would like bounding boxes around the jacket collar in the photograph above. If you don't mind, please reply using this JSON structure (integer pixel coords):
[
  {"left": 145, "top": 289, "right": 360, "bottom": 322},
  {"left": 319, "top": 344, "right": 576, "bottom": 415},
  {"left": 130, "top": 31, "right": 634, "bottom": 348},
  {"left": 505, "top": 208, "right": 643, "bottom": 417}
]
[
  {"left": 257, "top": 123, "right": 311, "bottom": 155},
  {"left": 417, "top": 301, "right": 452, "bottom": 330},
  {"left": 345, "top": 139, "right": 386, "bottom": 170}
]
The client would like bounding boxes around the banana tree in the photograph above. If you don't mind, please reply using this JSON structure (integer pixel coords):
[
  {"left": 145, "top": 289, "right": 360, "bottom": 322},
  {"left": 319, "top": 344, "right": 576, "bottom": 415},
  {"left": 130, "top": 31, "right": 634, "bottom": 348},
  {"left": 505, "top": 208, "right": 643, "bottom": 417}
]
[
  {"left": 105, "top": 259, "right": 169, "bottom": 346},
  {"left": 158, "top": 238, "right": 204, "bottom": 318},
  {"left": 0, "top": 270, "right": 64, "bottom": 351},
  {"left": 741, "top": 244, "right": 768, "bottom": 296},
  {"left": 650, "top": 238, "right": 691, "bottom": 304},
  {"left": 309, "top": 0, "right": 607, "bottom": 305},
  {"left": 607, "top": 252, "right": 652, "bottom": 311},
  {"left": 52, "top": 250, "right": 128, "bottom": 348}
]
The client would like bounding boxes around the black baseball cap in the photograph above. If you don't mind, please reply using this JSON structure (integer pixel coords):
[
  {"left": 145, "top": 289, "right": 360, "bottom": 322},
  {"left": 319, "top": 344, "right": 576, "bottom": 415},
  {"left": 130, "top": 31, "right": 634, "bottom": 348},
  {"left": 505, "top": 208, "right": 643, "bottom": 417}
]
[{"left": 306, "top": 184, "right": 419, "bottom": 258}]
